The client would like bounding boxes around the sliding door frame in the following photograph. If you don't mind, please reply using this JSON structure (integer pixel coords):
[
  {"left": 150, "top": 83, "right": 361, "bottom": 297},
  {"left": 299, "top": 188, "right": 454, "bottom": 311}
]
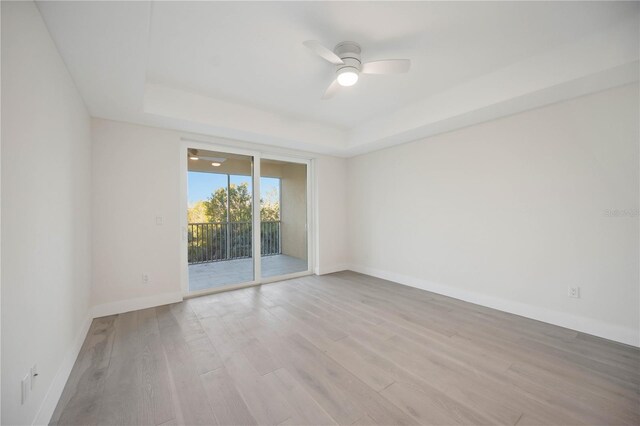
[
  {"left": 259, "top": 153, "right": 314, "bottom": 283},
  {"left": 179, "top": 138, "right": 314, "bottom": 298}
]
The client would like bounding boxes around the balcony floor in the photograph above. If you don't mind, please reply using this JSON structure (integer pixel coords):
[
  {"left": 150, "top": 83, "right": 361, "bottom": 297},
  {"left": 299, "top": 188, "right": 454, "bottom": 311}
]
[{"left": 188, "top": 254, "right": 308, "bottom": 291}]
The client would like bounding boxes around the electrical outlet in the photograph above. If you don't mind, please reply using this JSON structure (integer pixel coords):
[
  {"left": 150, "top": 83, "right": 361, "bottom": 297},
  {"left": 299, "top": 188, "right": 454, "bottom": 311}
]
[
  {"left": 21, "top": 374, "right": 29, "bottom": 404},
  {"left": 30, "top": 364, "right": 38, "bottom": 389},
  {"left": 142, "top": 273, "right": 149, "bottom": 284},
  {"left": 568, "top": 286, "right": 580, "bottom": 298}
]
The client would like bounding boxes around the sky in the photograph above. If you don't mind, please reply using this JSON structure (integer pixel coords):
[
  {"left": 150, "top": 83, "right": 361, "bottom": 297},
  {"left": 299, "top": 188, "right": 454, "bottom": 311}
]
[{"left": 188, "top": 172, "right": 280, "bottom": 205}]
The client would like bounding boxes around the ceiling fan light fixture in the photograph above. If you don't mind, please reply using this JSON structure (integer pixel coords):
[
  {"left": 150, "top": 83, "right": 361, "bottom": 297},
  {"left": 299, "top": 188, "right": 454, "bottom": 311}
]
[
  {"left": 304, "top": 40, "right": 410, "bottom": 99},
  {"left": 337, "top": 67, "right": 359, "bottom": 87},
  {"left": 188, "top": 149, "right": 199, "bottom": 160}
]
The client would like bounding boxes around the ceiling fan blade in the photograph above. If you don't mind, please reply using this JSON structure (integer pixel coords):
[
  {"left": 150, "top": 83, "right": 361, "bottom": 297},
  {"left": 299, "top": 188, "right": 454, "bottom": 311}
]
[
  {"left": 198, "top": 156, "right": 226, "bottom": 163},
  {"left": 361, "top": 59, "right": 411, "bottom": 75},
  {"left": 321, "top": 79, "right": 341, "bottom": 100},
  {"left": 303, "top": 40, "right": 344, "bottom": 65}
]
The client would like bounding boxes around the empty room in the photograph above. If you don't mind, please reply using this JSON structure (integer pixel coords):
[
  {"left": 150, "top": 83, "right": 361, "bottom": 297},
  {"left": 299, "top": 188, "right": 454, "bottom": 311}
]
[{"left": 1, "top": 1, "right": 639, "bottom": 425}]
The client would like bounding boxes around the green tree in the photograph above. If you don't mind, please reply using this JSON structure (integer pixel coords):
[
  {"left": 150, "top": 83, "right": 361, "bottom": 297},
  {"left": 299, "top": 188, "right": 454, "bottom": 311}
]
[
  {"left": 187, "top": 201, "right": 208, "bottom": 223},
  {"left": 202, "top": 182, "right": 280, "bottom": 223},
  {"left": 261, "top": 187, "right": 280, "bottom": 221},
  {"left": 187, "top": 180, "right": 282, "bottom": 262},
  {"left": 203, "top": 182, "right": 253, "bottom": 223}
]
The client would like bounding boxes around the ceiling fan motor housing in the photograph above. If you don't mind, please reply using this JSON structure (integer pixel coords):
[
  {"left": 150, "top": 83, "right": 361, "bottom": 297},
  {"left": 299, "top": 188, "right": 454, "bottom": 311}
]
[
  {"left": 303, "top": 39, "right": 410, "bottom": 98},
  {"left": 334, "top": 41, "right": 361, "bottom": 74}
]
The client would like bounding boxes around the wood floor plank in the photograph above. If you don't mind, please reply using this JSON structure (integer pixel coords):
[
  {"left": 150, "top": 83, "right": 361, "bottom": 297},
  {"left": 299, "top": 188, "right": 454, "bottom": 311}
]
[
  {"left": 453, "top": 326, "right": 640, "bottom": 396},
  {"left": 54, "top": 272, "right": 640, "bottom": 426},
  {"left": 185, "top": 335, "right": 223, "bottom": 375},
  {"left": 280, "top": 333, "right": 417, "bottom": 426},
  {"left": 96, "top": 311, "right": 150, "bottom": 426},
  {"left": 504, "top": 362, "right": 639, "bottom": 425},
  {"left": 200, "top": 367, "right": 257, "bottom": 426},
  {"left": 50, "top": 316, "right": 116, "bottom": 426},
  {"left": 338, "top": 325, "right": 525, "bottom": 425},
  {"left": 138, "top": 308, "right": 175, "bottom": 425},
  {"left": 351, "top": 414, "right": 377, "bottom": 425},
  {"left": 273, "top": 284, "right": 396, "bottom": 341},
  {"left": 222, "top": 352, "right": 293, "bottom": 425},
  {"left": 293, "top": 279, "right": 385, "bottom": 325},
  {"left": 157, "top": 309, "right": 217, "bottom": 425},
  {"left": 254, "top": 332, "right": 366, "bottom": 424},
  {"left": 380, "top": 382, "right": 492, "bottom": 425},
  {"left": 242, "top": 336, "right": 281, "bottom": 375},
  {"left": 322, "top": 337, "right": 396, "bottom": 392},
  {"left": 260, "top": 288, "right": 348, "bottom": 341},
  {"left": 262, "top": 368, "right": 338, "bottom": 425},
  {"left": 509, "top": 360, "right": 639, "bottom": 416}
]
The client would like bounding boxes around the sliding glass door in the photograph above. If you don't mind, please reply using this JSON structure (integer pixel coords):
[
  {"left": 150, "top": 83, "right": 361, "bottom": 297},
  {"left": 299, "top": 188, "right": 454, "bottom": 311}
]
[
  {"left": 260, "top": 158, "right": 308, "bottom": 278},
  {"left": 186, "top": 149, "right": 254, "bottom": 291},
  {"left": 184, "top": 146, "right": 311, "bottom": 294}
]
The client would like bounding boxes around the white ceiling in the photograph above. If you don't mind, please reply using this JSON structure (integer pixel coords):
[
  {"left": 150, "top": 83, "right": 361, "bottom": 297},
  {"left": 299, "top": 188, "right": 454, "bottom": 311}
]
[{"left": 37, "top": 1, "right": 639, "bottom": 156}]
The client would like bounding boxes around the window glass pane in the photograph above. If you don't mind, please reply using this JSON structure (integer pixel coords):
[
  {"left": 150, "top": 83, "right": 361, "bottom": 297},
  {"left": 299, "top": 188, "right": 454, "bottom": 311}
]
[
  {"left": 187, "top": 150, "right": 254, "bottom": 291},
  {"left": 260, "top": 159, "right": 307, "bottom": 278}
]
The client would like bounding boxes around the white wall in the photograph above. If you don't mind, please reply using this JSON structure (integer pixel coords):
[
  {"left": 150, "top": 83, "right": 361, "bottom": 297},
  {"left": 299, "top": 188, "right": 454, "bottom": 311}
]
[
  {"left": 1, "top": 2, "right": 93, "bottom": 424},
  {"left": 348, "top": 83, "right": 639, "bottom": 346},
  {"left": 281, "top": 162, "right": 307, "bottom": 260},
  {"left": 315, "top": 155, "right": 349, "bottom": 274},
  {"left": 91, "top": 118, "right": 349, "bottom": 312},
  {"left": 91, "top": 119, "right": 183, "bottom": 315}
]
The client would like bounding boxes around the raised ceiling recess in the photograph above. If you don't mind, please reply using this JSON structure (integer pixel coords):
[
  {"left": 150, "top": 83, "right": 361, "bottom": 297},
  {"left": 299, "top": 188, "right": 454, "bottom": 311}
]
[{"left": 36, "top": 1, "right": 640, "bottom": 156}]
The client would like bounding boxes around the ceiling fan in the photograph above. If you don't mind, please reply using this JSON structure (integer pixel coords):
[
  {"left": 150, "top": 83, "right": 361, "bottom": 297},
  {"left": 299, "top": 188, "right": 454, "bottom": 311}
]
[{"left": 303, "top": 40, "right": 411, "bottom": 99}]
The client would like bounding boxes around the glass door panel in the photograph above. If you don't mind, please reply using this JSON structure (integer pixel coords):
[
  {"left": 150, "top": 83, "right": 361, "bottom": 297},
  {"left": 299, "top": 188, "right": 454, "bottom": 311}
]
[
  {"left": 187, "top": 148, "right": 254, "bottom": 291},
  {"left": 260, "top": 159, "right": 308, "bottom": 278}
]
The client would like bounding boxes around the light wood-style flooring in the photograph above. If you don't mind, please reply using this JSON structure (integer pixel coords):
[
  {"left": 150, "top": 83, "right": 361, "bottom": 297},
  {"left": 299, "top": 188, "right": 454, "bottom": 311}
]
[{"left": 52, "top": 271, "right": 640, "bottom": 425}]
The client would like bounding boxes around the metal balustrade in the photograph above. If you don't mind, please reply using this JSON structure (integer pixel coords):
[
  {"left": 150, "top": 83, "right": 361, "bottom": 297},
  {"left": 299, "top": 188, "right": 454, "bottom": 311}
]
[{"left": 187, "top": 221, "right": 281, "bottom": 264}]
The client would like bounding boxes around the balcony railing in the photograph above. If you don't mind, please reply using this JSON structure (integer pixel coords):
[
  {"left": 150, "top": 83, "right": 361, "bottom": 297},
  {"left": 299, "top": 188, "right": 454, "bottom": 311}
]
[{"left": 188, "top": 221, "right": 281, "bottom": 264}]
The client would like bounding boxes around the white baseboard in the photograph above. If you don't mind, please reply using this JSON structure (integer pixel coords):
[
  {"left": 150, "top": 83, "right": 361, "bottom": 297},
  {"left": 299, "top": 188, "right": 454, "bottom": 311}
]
[
  {"left": 349, "top": 264, "right": 640, "bottom": 348},
  {"left": 91, "top": 291, "right": 184, "bottom": 318},
  {"left": 317, "top": 263, "right": 349, "bottom": 275},
  {"left": 32, "top": 313, "right": 93, "bottom": 426}
]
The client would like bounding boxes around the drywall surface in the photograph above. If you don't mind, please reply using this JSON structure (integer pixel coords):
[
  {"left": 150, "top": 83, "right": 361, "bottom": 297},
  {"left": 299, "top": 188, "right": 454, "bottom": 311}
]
[
  {"left": 281, "top": 162, "right": 307, "bottom": 260},
  {"left": 348, "top": 83, "right": 639, "bottom": 345},
  {"left": 91, "top": 119, "right": 183, "bottom": 309},
  {"left": 91, "top": 118, "right": 349, "bottom": 308},
  {"left": 315, "top": 155, "right": 349, "bottom": 274},
  {"left": 1, "top": 1, "right": 93, "bottom": 424}
]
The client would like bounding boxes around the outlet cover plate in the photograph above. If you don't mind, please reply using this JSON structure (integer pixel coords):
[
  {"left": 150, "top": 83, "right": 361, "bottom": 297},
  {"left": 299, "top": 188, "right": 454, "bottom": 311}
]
[{"left": 568, "top": 286, "right": 580, "bottom": 298}]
